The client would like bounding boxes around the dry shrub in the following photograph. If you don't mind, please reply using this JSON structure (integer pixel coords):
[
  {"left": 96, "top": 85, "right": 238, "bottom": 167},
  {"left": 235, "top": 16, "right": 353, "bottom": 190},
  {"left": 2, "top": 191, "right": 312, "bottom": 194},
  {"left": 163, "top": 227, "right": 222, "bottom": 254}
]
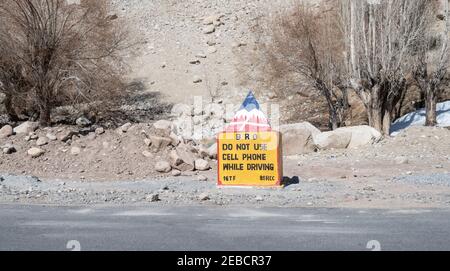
[
  {"left": 0, "top": 0, "right": 129, "bottom": 126},
  {"left": 249, "top": 1, "right": 349, "bottom": 130}
]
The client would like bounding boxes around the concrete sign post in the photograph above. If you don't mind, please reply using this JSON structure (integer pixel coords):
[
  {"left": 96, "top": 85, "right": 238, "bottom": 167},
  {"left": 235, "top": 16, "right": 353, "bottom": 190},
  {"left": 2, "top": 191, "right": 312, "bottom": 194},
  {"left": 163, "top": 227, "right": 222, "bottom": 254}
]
[{"left": 217, "top": 91, "right": 282, "bottom": 186}]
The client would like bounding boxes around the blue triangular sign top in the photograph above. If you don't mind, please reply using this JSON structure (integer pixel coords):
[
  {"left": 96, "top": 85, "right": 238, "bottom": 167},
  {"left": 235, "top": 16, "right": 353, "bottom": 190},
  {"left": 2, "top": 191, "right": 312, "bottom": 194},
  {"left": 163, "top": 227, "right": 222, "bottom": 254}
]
[{"left": 240, "top": 91, "right": 260, "bottom": 111}]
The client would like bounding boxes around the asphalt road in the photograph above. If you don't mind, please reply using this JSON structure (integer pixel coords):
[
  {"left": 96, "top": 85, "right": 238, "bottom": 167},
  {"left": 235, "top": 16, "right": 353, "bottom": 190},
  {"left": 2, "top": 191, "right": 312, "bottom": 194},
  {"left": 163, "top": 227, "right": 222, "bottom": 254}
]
[{"left": 1, "top": 205, "right": 450, "bottom": 251}]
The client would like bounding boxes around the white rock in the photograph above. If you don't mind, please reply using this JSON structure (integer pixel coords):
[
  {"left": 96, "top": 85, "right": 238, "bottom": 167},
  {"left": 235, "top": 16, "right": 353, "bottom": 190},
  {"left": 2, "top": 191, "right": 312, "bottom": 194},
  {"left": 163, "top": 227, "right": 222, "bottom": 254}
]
[
  {"left": 57, "top": 129, "right": 78, "bottom": 142},
  {"left": 170, "top": 146, "right": 196, "bottom": 171},
  {"left": 313, "top": 126, "right": 382, "bottom": 150},
  {"left": 207, "top": 46, "right": 217, "bottom": 54},
  {"left": 2, "top": 144, "right": 16, "bottom": 154},
  {"left": 199, "top": 192, "right": 210, "bottom": 201},
  {"left": 195, "top": 53, "right": 207, "bottom": 58},
  {"left": 28, "top": 147, "right": 45, "bottom": 158},
  {"left": 0, "top": 125, "right": 13, "bottom": 139},
  {"left": 314, "top": 131, "right": 351, "bottom": 150},
  {"left": 197, "top": 175, "right": 208, "bottom": 182},
  {"left": 95, "top": 127, "right": 105, "bottom": 135},
  {"left": 155, "top": 161, "right": 172, "bottom": 173},
  {"left": 203, "top": 15, "right": 220, "bottom": 25},
  {"left": 71, "top": 147, "right": 81, "bottom": 155},
  {"left": 46, "top": 133, "right": 57, "bottom": 141},
  {"left": 206, "top": 40, "right": 216, "bottom": 46},
  {"left": 36, "top": 137, "right": 48, "bottom": 146},
  {"left": 195, "top": 159, "right": 210, "bottom": 171},
  {"left": 120, "top": 123, "right": 132, "bottom": 133},
  {"left": 171, "top": 169, "right": 182, "bottom": 176},
  {"left": 341, "top": 126, "right": 383, "bottom": 148},
  {"left": 203, "top": 25, "right": 215, "bottom": 34},
  {"left": 149, "top": 135, "right": 172, "bottom": 152},
  {"left": 280, "top": 122, "right": 320, "bottom": 155},
  {"left": 193, "top": 76, "right": 202, "bottom": 83},
  {"left": 142, "top": 150, "right": 153, "bottom": 158},
  {"left": 144, "top": 138, "right": 152, "bottom": 147},
  {"left": 14, "top": 122, "right": 39, "bottom": 135}
]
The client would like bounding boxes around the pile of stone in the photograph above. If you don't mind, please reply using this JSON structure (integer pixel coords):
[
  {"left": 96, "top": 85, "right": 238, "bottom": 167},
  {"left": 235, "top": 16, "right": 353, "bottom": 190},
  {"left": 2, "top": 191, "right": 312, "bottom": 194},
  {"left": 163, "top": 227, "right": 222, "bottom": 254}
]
[{"left": 143, "top": 118, "right": 217, "bottom": 174}]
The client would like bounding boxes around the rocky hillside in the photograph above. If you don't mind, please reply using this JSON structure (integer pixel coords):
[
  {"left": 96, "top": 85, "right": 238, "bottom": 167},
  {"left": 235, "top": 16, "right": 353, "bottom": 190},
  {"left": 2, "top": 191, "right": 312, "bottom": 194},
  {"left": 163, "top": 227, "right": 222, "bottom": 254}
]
[{"left": 110, "top": 0, "right": 450, "bottom": 129}]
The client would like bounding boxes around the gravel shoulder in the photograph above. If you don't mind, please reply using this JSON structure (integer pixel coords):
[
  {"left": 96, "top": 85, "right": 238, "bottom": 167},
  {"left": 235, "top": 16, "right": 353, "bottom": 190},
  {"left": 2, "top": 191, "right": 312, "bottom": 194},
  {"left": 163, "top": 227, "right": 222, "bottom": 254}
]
[
  {"left": 1, "top": 126, "right": 449, "bottom": 209},
  {"left": 1, "top": 170, "right": 449, "bottom": 209}
]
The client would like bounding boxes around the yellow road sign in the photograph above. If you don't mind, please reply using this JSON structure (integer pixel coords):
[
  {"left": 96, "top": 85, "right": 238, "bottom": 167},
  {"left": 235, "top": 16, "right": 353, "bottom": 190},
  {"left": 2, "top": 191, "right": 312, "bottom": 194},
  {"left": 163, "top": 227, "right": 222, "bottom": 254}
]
[{"left": 217, "top": 131, "right": 283, "bottom": 186}]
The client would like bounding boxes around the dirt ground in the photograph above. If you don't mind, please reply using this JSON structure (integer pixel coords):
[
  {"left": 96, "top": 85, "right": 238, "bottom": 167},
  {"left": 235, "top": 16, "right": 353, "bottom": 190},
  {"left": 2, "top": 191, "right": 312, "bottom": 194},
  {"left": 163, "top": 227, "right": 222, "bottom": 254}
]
[{"left": 1, "top": 125, "right": 449, "bottom": 209}]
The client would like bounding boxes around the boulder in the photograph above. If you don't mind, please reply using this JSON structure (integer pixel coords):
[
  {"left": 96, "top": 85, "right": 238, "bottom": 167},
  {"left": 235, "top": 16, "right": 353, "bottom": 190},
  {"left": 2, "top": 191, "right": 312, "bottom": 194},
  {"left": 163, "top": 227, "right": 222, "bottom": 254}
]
[
  {"left": 14, "top": 122, "right": 39, "bottom": 135},
  {"left": 280, "top": 122, "right": 320, "bottom": 155},
  {"left": 2, "top": 144, "right": 16, "bottom": 154},
  {"left": 313, "top": 131, "right": 352, "bottom": 150},
  {"left": 342, "top": 126, "right": 382, "bottom": 148},
  {"left": 169, "top": 150, "right": 183, "bottom": 167},
  {"left": 28, "top": 147, "right": 45, "bottom": 158},
  {"left": 313, "top": 125, "right": 382, "bottom": 150},
  {"left": 153, "top": 120, "right": 172, "bottom": 136},
  {"left": 149, "top": 135, "right": 172, "bottom": 152},
  {"left": 170, "top": 145, "right": 195, "bottom": 171},
  {"left": 169, "top": 132, "right": 181, "bottom": 147},
  {"left": 36, "top": 137, "right": 49, "bottom": 146},
  {"left": 194, "top": 159, "right": 210, "bottom": 171},
  {"left": 57, "top": 129, "right": 78, "bottom": 142},
  {"left": 0, "top": 125, "right": 13, "bottom": 139},
  {"left": 155, "top": 161, "right": 172, "bottom": 173}
]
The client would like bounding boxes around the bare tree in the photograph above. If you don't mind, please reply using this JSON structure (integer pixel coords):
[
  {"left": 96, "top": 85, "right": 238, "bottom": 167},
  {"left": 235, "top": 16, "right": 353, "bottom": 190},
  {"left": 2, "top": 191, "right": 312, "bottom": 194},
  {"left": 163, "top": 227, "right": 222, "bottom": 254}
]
[
  {"left": 413, "top": 0, "right": 449, "bottom": 126},
  {"left": 341, "top": 0, "right": 430, "bottom": 135},
  {"left": 0, "top": 0, "right": 127, "bottom": 126},
  {"left": 260, "top": 2, "right": 349, "bottom": 130}
]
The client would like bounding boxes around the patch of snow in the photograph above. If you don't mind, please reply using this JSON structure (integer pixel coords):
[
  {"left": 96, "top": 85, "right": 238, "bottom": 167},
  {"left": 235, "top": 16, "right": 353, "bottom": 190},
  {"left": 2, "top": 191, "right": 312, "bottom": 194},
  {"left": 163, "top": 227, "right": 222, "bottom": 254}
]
[{"left": 390, "top": 101, "right": 450, "bottom": 136}]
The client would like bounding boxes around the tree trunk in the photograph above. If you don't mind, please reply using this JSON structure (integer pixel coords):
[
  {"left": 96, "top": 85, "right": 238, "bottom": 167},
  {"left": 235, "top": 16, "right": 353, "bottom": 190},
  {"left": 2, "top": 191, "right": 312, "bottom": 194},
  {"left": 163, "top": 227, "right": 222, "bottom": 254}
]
[
  {"left": 38, "top": 104, "right": 51, "bottom": 127},
  {"left": 329, "top": 110, "right": 339, "bottom": 130},
  {"left": 370, "top": 106, "right": 383, "bottom": 132},
  {"left": 367, "top": 85, "right": 383, "bottom": 132},
  {"left": 425, "top": 85, "right": 437, "bottom": 126},
  {"left": 4, "top": 93, "right": 19, "bottom": 122},
  {"left": 382, "top": 107, "right": 391, "bottom": 136}
]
